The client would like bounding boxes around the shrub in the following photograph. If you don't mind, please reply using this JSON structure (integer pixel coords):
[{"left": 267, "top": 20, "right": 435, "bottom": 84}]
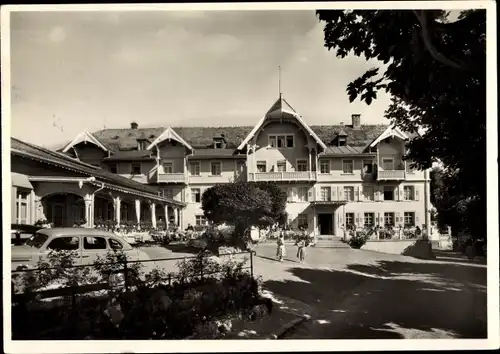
[{"left": 347, "top": 231, "right": 368, "bottom": 249}]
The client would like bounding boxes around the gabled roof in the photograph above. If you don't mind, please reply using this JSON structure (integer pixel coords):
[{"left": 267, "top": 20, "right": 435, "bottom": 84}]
[
  {"left": 369, "top": 126, "right": 409, "bottom": 148},
  {"left": 61, "top": 131, "right": 110, "bottom": 153},
  {"left": 146, "top": 127, "right": 193, "bottom": 151},
  {"left": 321, "top": 146, "right": 373, "bottom": 156},
  {"left": 237, "top": 95, "right": 327, "bottom": 150},
  {"left": 11, "top": 138, "right": 184, "bottom": 206}
]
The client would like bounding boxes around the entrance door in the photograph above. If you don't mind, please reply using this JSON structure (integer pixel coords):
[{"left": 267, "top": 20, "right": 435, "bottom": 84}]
[
  {"left": 52, "top": 204, "right": 65, "bottom": 227},
  {"left": 318, "top": 213, "right": 333, "bottom": 235}
]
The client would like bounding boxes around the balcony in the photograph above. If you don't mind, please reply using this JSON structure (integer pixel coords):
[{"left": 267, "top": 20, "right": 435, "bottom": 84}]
[
  {"left": 157, "top": 173, "right": 187, "bottom": 184},
  {"left": 377, "top": 169, "right": 406, "bottom": 181},
  {"left": 248, "top": 171, "right": 316, "bottom": 182}
]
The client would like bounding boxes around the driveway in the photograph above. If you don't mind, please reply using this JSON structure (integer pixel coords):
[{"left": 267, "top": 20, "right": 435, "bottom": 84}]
[{"left": 252, "top": 244, "right": 488, "bottom": 339}]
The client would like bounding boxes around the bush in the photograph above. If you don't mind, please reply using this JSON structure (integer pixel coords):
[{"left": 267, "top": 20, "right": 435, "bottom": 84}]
[{"left": 347, "top": 232, "right": 368, "bottom": 249}]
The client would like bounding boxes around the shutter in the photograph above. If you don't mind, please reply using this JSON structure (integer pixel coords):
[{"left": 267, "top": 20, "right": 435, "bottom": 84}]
[
  {"left": 399, "top": 185, "right": 404, "bottom": 201},
  {"left": 355, "top": 213, "right": 360, "bottom": 226},
  {"left": 308, "top": 186, "right": 314, "bottom": 201},
  {"left": 360, "top": 213, "right": 364, "bottom": 227},
  {"left": 338, "top": 186, "right": 344, "bottom": 201},
  {"left": 292, "top": 187, "right": 298, "bottom": 202},
  {"left": 355, "top": 186, "right": 360, "bottom": 201},
  {"left": 415, "top": 186, "right": 420, "bottom": 201},
  {"left": 331, "top": 187, "right": 336, "bottom": 201},
  {"left": 338, "top": 213, "right": 343, "bottom": 227},
  {"left": 415, "top": 212, "right": 420, "bottom": 226}
]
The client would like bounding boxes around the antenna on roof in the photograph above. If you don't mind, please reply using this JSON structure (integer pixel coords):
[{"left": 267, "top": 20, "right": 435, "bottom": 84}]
[{"left": 278, "top": 66, "right": 282, "bottom": 98}]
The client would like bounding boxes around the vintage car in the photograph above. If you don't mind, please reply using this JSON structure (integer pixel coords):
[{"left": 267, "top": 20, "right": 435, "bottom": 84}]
[
  {"left": 11, "top": 227, "right": 151, "bottom": 270},
  {"left": 11, "top": 223, "right": 45, "bottom": 245}
]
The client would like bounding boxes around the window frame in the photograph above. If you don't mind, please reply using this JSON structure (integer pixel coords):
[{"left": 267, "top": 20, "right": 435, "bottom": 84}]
[
  {"left": 320, "top": 186, "right": 331, "bottom": 201},
  {"left": 319, "top": 159, "right": 330, "bottom": 174},
  {"left": 256, "top": 160, "right": 267, "bottom": 173},
  {"left": 16, "top": 190, "right": 29, "bottom": 225},
  {"left": 130, "top": 162, "right": 142, "bottom": 175},
  {"left": 362, "top": 186, "right": 374, "bottom": 201},
  {"left": 403, "top": 186, "right": 415, "bottom": 201},
  {"left": 296, "top": 159, "right": 308, "bottom": 172},
  {"left": 268, "top": 134, "right": 294, "bottom": 149},
  {"left": 195, "top": 215, "right": 208, "bottom": 226},
  {"left": 297, "top": 214, "right": 309, "bottom": 229},
  {"left": 47, "top": 236, "right": 80, "bottom": 251},
  {"left": 362, "top": 160, "right": 373, "bottom": 174},
  {"left": 162, "top": 160, "right": 174, "bottom": 174},
  {"left": 210, "top": 161, "right": 222, "bottom": 176},
  {"left": 383, "top": 186, "right": 395, "bottom": 201},
  {"left": 345, "top": 212, "right": 355, "bottom": 227},
  {"left": 382, "top": 158, "right": 394, "bottom": 170},
  {"left": 384, "top": 212, "right": 395, "bottom": 227},
  {"left": 276, "top": 160, "right": 287, "bottom": 172},
  {"left": 189, "top": 161, "right": 201, "bottom": 176},
  {"left": 364, "top": 212, "right": 375, "bottom": 227},
  {"left": 404, "top": 212, "right": 416, "bottom": 227},
  {"left": 297, "top": 187, "right": 308, "bottom": 202},
  {"left": 109, "top": 164, "right": 118, "bottom": 174},
  {"left": 83, "top": 236, "right": 108, "bottom": 250},
  {"left": 191, "top": 188, "right": 201, "bottom": 203},
  {"left": 344, "top": 186, "right": 355, "bottom": 202},
  {"left": 342, "top": 159, "right": 354, "bottom": 174}
]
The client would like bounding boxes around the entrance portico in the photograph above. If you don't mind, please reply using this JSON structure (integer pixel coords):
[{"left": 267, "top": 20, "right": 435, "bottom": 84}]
[{"left": 310, "top": 200, "right": 347, "bottom": 237}]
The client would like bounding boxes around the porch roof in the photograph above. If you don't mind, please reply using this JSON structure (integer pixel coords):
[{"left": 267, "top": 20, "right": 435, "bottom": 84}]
[
  {"left": 11, "top": 138, "right": 185, "bottom": 207},
  {"left": 310, "top": 200, "right": 347, "bottom": 206},
  {"left": 12, "top": 172, "right": 33, "bottom": 189}
]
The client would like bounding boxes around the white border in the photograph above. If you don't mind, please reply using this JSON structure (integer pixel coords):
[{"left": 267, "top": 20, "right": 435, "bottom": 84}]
[{"left": 2, "top": 1, "right": 498, "bottom": 353}]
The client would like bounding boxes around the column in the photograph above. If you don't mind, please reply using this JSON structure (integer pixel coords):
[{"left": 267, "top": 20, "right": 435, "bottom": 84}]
[
  {"left": 150, "top": 201, "right": 157, "bottom": 229},
  {"left": 173, "top": 207, "right": 179, "bottom": 226},
  {"left": 308, "top": 148, "right": 312, "bottom": 171},
  {"left": 135, "top": 199, "right": 141, "bottom": 227},
  {"left": 84, "top": 194, "right": 94, "bottom": 228},
  {"left": 114, "top": 196, "right": 121, "bottom": 227},
  {"left": 164, "top": 204, "right": 169, "bottom": 229},
  {"left": 29, "top": 189, "right": 36, "bottom": 225},
  {"left": 312, "top": 206, "right": 317, "bottom": 240}
]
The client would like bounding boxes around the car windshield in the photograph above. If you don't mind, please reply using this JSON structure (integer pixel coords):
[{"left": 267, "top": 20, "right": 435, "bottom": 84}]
[{"left": 25, "top": 232, "right": 49, "bottom": 248}]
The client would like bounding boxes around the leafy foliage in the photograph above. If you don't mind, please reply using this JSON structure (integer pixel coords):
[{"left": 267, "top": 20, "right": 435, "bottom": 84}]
[
  {"left": 317, "top": 10, "right": 486, "bottom": 239},
  {"left": 201, "top": 181, "right": 287, "bottom": 238},
  {"left": 347, "top": 232, "right": 369, "bottom": 249}
]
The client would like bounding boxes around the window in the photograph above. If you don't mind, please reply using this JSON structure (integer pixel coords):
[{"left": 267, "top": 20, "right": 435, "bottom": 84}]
[
  {"left": 404, "top": 212, "right": 415, "bottom": 227},
  {"left": 297, "top": 214, "right": 308, "bottom": 229},
  {"left": 363, "top": 160, "right": 373, "bottom": 174},
  {"left": 131, "top": 163, "right": 141, "bottom": 175},
  {"left": 342, "top": 160, "right": 354, "bottom": 174},
  {"left": 277, "top": 160, "right": 286, "bottom": 172},
  {"left": 191, "top": 188, "right": 201, "bottom": 203},
  {"left": 16, "top": 191, "right": 29, "bottom": 224},
  {"left": 319, "top": 160, "right": 330, "bottom": 174},
  {"left": 137, "top": 140, "right": 147, "bottom": 150},
  {"left": 382, "top": 158, "right": 394, "bottom": 170},
  {"left": 362, "top": 186, "right": 374, "bottom": 201},
  {"left": 236, "top": 160, "right": 245, "bottom": 173},
  {"left": 163, "top": 188, "right": 173, "bottom": 199},
  {"left": 320, "top": 187, "right": 331, "bottom": 201},
  {"left": 345, "top": 213, "right": 355, "bottom": 227},
  {"left": 195, "top": 215, "right": 207, "bottom": 226},
  {"left": 384, "top": 212, "right": 395, "bottom": 226},
  {"left": 214, "top": 141, "right": 222, "bottom": 149},
  {"left": 296, "top": 160, "right": 307, "bottom": 172},
  {"left": 364, "top": 213, "right": 375, "bottom": 227},
  {"left": 297, "top": 187, "right": 308, "bottom": 202},
  {"left": 338, "top": 137, "right": 347, "bottom": 147},
  {"left": 269, "top": 134, "right": 294, "bottom": 148},
  {"left": 47, "top": 236, "right": 80, "bottom": 251},
  {"left": 189, "top": 162, "right": 200, "bottom": 176},
  {"left": 383, "top": 186, "right": 395, "bottom": 201},
  {"left": 108, "top": 238, "right": 123, "bottom": 250},
  {"left": 404, "top": 186, "right": 415, "bottom": 200},
  {"left": 109, "top": 164, "right": 118, "bottom": 174},
  {"left": 163, "top": 162, "right": 173, "bottom": 173},
  {"left": 211, "top": 161, "right": 222, "bottom": 176},
  {"left": 84, "top": 236, "right": 107, "bottom": 250},
  {"left": 344, "top": 186, "right": 355, "bottom": 201},
  {"left": 256, "top": 161, "right": 267, "bottom": 173}
]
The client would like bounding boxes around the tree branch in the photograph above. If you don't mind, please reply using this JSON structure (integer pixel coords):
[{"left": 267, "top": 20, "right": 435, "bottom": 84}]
[{"left": 412, "top": 10, "right": 467, "bottom": 70}]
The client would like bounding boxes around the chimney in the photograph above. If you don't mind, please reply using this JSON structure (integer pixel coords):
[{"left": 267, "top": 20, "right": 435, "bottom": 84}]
[
  {"left": 130, "top": 122, "right": 138, "bottom": 130},
  {"left": 352, "top": 114, "right": 361, "bottom": 129}
]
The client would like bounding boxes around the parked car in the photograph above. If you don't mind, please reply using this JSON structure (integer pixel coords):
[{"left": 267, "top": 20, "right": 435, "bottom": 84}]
[
  {"left": 11, "top": 224, "right": 44, "bottom": 245},
  {"left": 11, "top": 227, "right": 151, "bottom": 270}
]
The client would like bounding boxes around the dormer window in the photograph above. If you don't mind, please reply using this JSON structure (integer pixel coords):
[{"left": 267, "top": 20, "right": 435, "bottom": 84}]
[
  {"left": 213, "top": 133, "right": 227, "bottom": 149},
  {"left": 338, "top": 137, "right": 347, "bottom": 147},
  {"left": 137, "top": 140, "right": 148, "bottom": 150},
  {"left": 215, "top": 141, "right": 223, "bottom": 149}
]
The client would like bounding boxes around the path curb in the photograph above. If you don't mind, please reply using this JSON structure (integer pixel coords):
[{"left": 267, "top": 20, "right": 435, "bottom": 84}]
[{"left": 268, "top": 314, "right": 311, "bottom": 339}]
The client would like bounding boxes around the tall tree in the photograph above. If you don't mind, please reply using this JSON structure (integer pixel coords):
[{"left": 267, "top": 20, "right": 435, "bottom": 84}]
[{"left": 317, "top": 9, "right": 486, "bottom": 238}]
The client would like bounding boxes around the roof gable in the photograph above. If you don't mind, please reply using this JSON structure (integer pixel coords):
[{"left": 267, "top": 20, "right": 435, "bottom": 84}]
[
  {"left": 369, "top": 126, "right": 409, "bottom": 148},
  {"left": 237, "top": 95, "right": 327, "bottom": 150},
  {"left": 146, "top": 127, "right": 193, "bottom": 151},
  {"left": 62, "top": 131, "right": 109, "bottom": 153}
]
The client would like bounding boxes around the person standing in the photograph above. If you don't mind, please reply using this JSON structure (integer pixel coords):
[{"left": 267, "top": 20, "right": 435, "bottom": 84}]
[
  {"left": 276, "top": 233, "right": 286, "bottom": 262},
  {"left": 295, "top": 236, "right": 308, "bottom": 263}
]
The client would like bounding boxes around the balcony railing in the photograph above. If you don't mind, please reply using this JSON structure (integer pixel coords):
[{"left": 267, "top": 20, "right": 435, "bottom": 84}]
[
  {"left": 249, "top": 171, "right": 316, "bottom": 182},
  {"left": 157, "top": 173, "right": 187, "bottom": 184},
  {"left": 377, "top": 169, "right": 406, "bottom": 181}
]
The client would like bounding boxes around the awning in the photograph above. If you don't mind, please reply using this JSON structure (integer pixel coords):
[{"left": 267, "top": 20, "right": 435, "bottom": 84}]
[
  {"left": 310, "top": 200, "right": 347, "bottom": 206},
  {"left": 12, "top": 172, "right": 33, "bottom": 189}
]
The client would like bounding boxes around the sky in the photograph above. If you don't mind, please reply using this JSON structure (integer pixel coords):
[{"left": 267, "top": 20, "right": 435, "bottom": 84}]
[{"left": 9, "top": 9, "right": 393, "bottom": 148}]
